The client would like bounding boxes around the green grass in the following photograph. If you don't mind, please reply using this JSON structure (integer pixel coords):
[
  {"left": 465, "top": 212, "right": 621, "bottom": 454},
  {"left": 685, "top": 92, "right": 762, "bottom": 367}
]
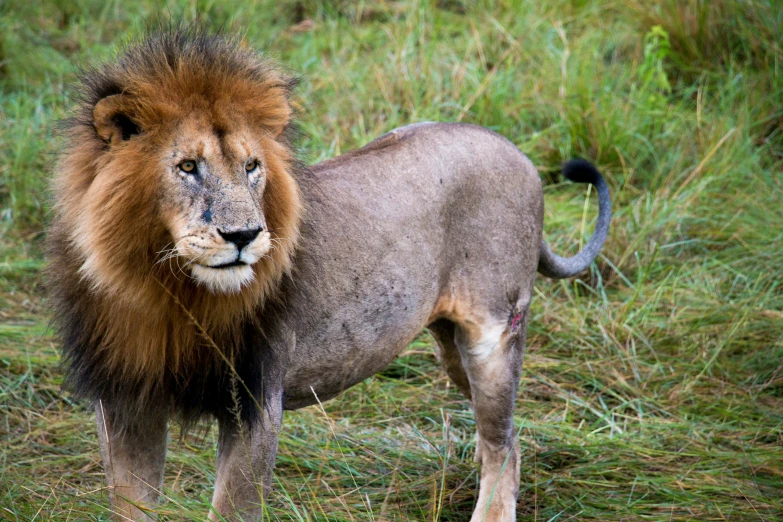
[{"left": 1, "top": 0, "right": 782, "bottom": 520}]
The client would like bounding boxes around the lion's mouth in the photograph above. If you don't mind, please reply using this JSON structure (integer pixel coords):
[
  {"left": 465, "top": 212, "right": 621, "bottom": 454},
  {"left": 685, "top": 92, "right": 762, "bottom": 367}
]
[
  {"left": 206, "top": 260, "right": 247, "bottom": 269},
  {"left": 189, "top": 261, "right": 255, "bottom": 293}
]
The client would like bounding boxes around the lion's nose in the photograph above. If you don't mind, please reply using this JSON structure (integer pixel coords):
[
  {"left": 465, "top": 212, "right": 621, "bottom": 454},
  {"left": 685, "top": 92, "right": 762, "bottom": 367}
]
[{"left": 218, "top": 227, "right": 263, "bottom": 252}]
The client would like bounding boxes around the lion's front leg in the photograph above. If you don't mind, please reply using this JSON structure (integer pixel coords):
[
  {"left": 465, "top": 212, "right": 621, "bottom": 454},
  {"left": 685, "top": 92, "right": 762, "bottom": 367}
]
[
  {"left": 209, "top": 393, "right": 283, "bottom": 521},
  {"left": 95, "top": 402, "right": 168, "bottom": 521}
]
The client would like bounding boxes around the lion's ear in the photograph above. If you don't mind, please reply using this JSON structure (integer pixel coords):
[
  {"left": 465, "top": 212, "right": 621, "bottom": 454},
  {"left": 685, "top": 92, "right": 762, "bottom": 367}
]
[
  {"left": 250, "top": 79, "right": 295, "bottom": 138},
  {"left": 257, "top": 100, "right": 292, "bottom": 138},
  {"left": 93, "top": 94, "right": 141, "bottom": 144},
  {"left": 269, "top": 110, "right": 291, "bottom": 137}
]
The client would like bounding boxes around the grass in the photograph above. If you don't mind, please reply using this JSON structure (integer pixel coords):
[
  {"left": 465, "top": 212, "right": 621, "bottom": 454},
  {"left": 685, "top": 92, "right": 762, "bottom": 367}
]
[{"left": 1, "top": 0, "right": 782, "bottom": 519}]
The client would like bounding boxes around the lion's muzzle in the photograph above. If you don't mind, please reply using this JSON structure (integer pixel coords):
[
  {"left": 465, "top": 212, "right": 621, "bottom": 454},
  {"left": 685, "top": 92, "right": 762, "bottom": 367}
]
[{"left": 175, "top": 225, "right": 272, "bottom": 293}]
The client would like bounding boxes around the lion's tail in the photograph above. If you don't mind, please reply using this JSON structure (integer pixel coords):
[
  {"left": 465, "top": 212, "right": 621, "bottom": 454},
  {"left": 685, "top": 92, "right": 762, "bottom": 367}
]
[{"left": 537, "top": 159, "right": 612, "bottom": 279}]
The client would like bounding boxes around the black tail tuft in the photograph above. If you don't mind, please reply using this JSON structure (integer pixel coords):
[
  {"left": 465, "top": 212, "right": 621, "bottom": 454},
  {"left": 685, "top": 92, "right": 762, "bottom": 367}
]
[{"left": 562, "top": 158, "right": 601, "bottom": 184}]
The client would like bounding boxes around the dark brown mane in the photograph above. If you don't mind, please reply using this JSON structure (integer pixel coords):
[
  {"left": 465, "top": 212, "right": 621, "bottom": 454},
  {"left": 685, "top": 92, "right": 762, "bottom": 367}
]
[{"left": 47, "top": 28, "right": 303, "bottom": 428}]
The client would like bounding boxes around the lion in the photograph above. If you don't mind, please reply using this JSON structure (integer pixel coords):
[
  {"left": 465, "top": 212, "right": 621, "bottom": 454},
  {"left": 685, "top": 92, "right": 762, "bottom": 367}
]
[{"left": 48, "top": 30, "right": 610, "bottom": 522}]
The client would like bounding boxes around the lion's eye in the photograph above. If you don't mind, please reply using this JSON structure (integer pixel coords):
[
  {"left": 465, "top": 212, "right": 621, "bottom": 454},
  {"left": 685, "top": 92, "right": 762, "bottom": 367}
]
[
  {"left": 179, "top": 160, "right": 197, "bottom": 174},
  {"left": 245, "top": 159, "right": 258, "bottom": 173}
]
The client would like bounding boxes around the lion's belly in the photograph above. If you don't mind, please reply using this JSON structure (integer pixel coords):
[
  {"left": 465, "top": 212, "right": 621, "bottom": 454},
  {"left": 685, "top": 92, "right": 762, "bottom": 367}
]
[
  {"left": 282, "top": 328, "right": 422, "bottom": 409},
  {"left": 281, "top": 265, "right": 439, "bottom": 409}
]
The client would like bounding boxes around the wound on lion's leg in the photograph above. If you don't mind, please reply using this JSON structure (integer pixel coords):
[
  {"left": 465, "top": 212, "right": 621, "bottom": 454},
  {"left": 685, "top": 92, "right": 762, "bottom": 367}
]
[
  {"left": 95, "top": 403, "right": 168, "bottom": 522},
  {"left": 509, "top": 312, "right": 523, "bottom": 333}
]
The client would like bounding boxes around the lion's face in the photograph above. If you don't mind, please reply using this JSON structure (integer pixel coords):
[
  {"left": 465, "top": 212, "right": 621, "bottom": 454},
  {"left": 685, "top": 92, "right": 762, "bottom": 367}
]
[
  {"left": 67, "top": 58, "right": 300, "bottom": 299},
  {"left": 156, "top": 115, "right": 273, "bottom": 293}
]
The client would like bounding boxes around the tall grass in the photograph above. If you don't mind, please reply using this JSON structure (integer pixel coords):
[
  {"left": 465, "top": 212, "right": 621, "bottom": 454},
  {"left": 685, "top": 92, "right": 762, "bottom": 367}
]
[{"left": 1, "top": 0, "right": 781, "bottom": 520}]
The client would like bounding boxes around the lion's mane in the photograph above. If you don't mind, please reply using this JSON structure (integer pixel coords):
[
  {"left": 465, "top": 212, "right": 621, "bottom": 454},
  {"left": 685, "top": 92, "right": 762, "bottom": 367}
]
[{"left": 47, "top": 29, "right": 303, "bottom": 428}]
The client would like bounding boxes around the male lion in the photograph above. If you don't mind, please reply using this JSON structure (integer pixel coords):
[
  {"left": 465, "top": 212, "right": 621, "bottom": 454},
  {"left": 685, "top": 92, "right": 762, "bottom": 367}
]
[{"left": 48, "top": 30, "right": 610, "bottom": 522}]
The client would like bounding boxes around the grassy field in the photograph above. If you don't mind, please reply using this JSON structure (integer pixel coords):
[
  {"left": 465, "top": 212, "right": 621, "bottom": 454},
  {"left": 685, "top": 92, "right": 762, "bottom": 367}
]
[{"left": 1, "top": 0, "right": 782, "bottom": 520}]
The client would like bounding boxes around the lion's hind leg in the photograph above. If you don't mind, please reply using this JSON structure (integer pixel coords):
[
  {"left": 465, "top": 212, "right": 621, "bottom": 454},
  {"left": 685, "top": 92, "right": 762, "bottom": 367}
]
[
  {"left": 453, "top": 306, "right": 529, "bottom": 522},
  {"left": 429, "top": 318, "right": 472, "bottom": 401}
]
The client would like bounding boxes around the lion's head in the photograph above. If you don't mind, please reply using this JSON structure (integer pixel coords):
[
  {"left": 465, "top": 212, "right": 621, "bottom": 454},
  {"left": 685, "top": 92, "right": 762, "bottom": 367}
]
[
  {"left": 48, "top": 31, "right": 303, "bottom": 403},
  {"left": 57, "top": 31, "right": 301, "bottom": 298}
]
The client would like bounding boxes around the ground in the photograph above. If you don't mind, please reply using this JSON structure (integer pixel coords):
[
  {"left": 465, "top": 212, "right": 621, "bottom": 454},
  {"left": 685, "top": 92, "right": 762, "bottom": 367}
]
[{"left": 1, "top": 0, "right": 782, "bottom": 520}]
